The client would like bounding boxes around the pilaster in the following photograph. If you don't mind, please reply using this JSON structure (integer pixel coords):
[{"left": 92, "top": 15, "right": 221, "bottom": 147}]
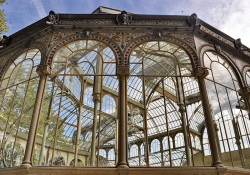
[
  {"left": 22, "top": 64, "right": 50, "bottom": 167},
  {"left": 195, "top": 66, "right": 223, "bottom": 167}
]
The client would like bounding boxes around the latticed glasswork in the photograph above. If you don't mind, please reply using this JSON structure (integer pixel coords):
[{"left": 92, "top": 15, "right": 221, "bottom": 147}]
[
  {"left": 33, "top": 40, "right": 118, "bottom": 167},
  {"left": 0, "top": 38, "right": 249, "bottom": 171},
  {"left": 128, "top": 41, "right": 204, "bottom": 167},
  {"left": 204, "top": 51, "right": 250, "bottom": 168},
  {"left": 0, "top": 49, "right": 41, "bottom": 168}
]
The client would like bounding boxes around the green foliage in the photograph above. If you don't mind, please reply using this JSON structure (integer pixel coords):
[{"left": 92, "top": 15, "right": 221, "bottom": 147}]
[{"left": 0, "top": 0, "right": 11, "bottom": 40}]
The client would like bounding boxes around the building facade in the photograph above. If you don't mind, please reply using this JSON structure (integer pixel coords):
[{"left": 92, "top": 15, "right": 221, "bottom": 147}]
[{"left": 0, "top": 6, "right": 250, "bottom": 175}]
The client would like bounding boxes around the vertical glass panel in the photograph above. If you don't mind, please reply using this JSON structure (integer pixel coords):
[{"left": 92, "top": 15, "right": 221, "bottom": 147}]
[
  {"left": 98, "top": 91, "right": 117, "bottom": 167},
  {"left": 211, "top": 63, "right": 235, "bottom": 89},
  {"left": 127, "top": 76, "right": 147, "bottom": 167},
  {"left": 183, "top": 77, "right": 204, "bottom": 166},
  {"left": 128, "top": 108, "right": 147, "bottom": 167},
  {"left": 203, "top": 53, "right": 211, "bottom": 68},
  {"left": 0, "top": 86, "right": 17, "bottom": 168},
  {"left": 246, "top": 71, "right": 250, "bottom": 86},
  {"left": 34, "top": 76, "right": 63, "bottom": 166},
  {"left": 203, "top": 127, "right": 212, "bottom": 165},
  {"left": 127, "top": 76, "right": 143, "bottom": 102}
]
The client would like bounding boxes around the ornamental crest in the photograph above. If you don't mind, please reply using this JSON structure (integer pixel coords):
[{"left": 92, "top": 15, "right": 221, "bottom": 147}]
[
  {"left": 0, "top": 35, "right": 9, "bottom": 48},
  {"left": 116, "top": 11, "right": 132, "bottom": 25},
  {"left": 187, "top": 13, "right": 201, "bottom": 27},
  {"left": 46, "top": 10, "right": 59, "bottom": 25}
]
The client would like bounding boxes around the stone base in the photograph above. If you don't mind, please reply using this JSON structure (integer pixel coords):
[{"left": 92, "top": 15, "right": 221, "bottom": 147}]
[{"left": 0, "top": 166, "right": 250, "bottom": 175}]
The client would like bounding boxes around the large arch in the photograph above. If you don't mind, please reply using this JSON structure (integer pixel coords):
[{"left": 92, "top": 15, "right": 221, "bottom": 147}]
[
  {"left": 203, "top": 50, "right": 250, "bottom": 168},
  {"left": 125, "top": 35, "right": 198, "bottom": 68},
  {"left": 0, "top": 48, "right": 42, "bottom": 168},
  {"left": 0, "top": 42, "right": 46, "bottom": 81},
  {"left": 46, "top": 35, "right": 122, "bottom": 66}
]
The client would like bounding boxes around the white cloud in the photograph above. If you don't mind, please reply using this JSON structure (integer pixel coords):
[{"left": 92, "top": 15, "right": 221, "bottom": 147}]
[
  {"left": 30, "top": 0, "right": 47, "bottom": 18},
  {"left": 217, "top": 0, "right": 250, "bottom": 48}
]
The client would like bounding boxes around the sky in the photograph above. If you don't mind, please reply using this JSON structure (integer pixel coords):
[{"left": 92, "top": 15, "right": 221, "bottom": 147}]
[{"left": 2, "top": 0, "right": 250, "bottom": 47}]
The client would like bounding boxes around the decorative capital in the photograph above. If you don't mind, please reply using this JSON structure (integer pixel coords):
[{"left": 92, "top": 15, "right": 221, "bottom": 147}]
[
  {"left": 214, "top": 44, "right": 221, "bottom": 53},
  {"left": 178, "top": 104, "right": 186, "bottom": 113},
  {"left": 116, "top": 10, "right": 132, "bottom": 25},
  {"left": 92, "top": 93, "right": 101, "bottom": 103},
  {"left": 117, "top": 65, "right": 130, "bottom": 76},
  {"left": 242, "top": 87, "right": 250, "bottom": 96},
  {"left": 187, "top": 13, "right": 201, "bottom": 27},
  {"left": 194, "top": 67, "right": 209, "bottom": 78},
  {"left": 0, "top": 35, "right": 9, "bottom": 49},
  {"left": 36, "top": 64, "right": 51, "bottom": 76},
  {"left": 46, "top": 10, "right": 59, "bottom": 25}
]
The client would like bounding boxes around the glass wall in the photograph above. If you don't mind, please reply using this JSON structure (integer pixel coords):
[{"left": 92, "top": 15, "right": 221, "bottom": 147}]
[
  {"left": 0, "top": 40, "right": 249, "bottom": 170},
  {"left": 204, "top": 51, "right": 250, "bottom": 168},
  {"left": 127, "top": 41, "right": 205, "bottom": 167},
  {"left": 33, "top": 40, "right": 118, "bottom": 167},
  {"left": 0, "top": 49, "right": 41, "bottom": 168}
]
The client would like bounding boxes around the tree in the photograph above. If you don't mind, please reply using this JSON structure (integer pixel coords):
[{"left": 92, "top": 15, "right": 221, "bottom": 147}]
[{"left": 0, "top": 0, "right": 11, "bottom": 40}]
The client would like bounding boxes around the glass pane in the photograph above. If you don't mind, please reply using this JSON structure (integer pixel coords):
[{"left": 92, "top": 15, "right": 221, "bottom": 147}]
[
  {"left": 98, "top": 90, "right": 117, "bottom": 167},
  {"left": 54, "top": 47, "right": 72, "bottom": 62},
  {"left": 144, "top": 51, "right": 177, "bottom": 76},
  {"left": 67, "top": 40, "right": 87, "bottom": 52}
]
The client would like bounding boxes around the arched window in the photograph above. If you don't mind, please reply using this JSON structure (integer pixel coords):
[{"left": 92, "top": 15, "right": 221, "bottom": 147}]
[
  {"left": 151, "top": 139, "right": 160, "bottom": 153},
  {"left": 33, "top": 40, "right": 117, "bottom": 167},
  {"left": 130, "top": 144, "right": 138, "bottom": 157},
  {"left": 204, "top": 51, "right": 250, "bottom": 168},
  {"left": 175, "top": 133, "right": 185, "bottom": 147},
  {"left": 128, "top": 41, "right": 201, "bottom": 167},
  {"left": 0, "top": 49, "right": 41, "bottom": 168},
  {"left": 98, "top": 149, "right": 107, "bottom": 166},
  {"left": 163, "top": 136, "right": 173, "bottom": 150}
]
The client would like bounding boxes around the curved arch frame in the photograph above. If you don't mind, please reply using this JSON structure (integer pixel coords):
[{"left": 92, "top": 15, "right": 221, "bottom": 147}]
[
  {"left": 125, "top": 35, "right": 198, "bottom": 68},
  {"left": 199, "top": 44, "right": 244, "bottom": 89},
  {"left": 46, "top": 34, "right": 122, "bottom": 67},
  {"left": 0, "top": 42, "right": 46, "bottom": 81}
]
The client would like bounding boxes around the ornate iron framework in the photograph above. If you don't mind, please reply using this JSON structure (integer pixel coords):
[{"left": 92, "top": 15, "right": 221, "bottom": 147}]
[{"left": 0, "top": 7, "right": 250, "bottom": 175}]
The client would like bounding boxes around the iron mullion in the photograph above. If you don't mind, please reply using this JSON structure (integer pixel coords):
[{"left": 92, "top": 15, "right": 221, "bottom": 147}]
[
  {"left": 213, "top": 82, "right": 234, "bottom": 167},
  {"left": 225, "top": 88, "right": 246, "bottom": 168}
]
